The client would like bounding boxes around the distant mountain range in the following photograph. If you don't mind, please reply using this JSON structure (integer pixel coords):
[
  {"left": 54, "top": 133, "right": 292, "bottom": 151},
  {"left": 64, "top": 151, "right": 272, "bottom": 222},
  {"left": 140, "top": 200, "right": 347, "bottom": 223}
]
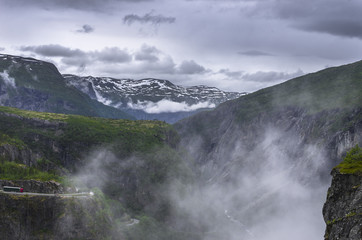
[
  {"left": 63, "top": 75, "right": 246, "bottom": 123},
  {"left": 0, "top": 54, "right": 245, "bottom": 122}
]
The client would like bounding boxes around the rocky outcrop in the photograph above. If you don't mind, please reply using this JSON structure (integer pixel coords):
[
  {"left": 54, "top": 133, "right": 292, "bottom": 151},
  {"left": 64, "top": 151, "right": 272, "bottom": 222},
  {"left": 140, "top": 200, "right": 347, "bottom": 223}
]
[
  {"left": 0, "top": 191, "right": 122, "bottom": 240},
  {"left": 323, "top": 169, "right": 362, "bottom": 239}
]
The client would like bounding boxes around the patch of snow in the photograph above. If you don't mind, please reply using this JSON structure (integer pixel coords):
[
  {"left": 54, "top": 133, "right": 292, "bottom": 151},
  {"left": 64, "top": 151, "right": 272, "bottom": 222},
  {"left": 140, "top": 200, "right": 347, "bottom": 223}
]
[
  {"left": 91, "top": 81, "right": 112, "bottom": 106},
  {"left": 0, "top": 70, "right": 16, "bottom": 87}
]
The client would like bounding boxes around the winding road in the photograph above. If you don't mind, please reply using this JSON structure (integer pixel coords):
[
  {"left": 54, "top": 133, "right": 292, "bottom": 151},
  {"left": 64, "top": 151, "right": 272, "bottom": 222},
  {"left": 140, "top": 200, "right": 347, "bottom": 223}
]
[{"left": 0, "top": 190, "right": 93, "bottom": 198}]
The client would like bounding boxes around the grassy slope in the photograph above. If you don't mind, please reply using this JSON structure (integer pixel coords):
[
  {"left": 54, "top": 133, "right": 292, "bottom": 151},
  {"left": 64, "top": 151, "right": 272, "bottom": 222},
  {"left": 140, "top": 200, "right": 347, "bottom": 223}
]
[
  {"left": 0, "top": 105, "right": 173, "bottom": 154},
  {"left": 335, "top": 145, "right": 362, "bottom": 175},
  {"left": 228, "top": 60, "right": 362, "bottom": 123},
  {"left": 0, "top": 106, "right": 193, "bottom": 239}
]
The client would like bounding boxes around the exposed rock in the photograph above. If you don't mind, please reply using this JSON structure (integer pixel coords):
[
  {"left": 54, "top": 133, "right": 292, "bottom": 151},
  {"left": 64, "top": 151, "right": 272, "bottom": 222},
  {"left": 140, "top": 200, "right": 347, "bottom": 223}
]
[
  {"left": 0, "top": 180, "right": 65, "bottom": 194},
  {"left": 323, "top": 169, "right": 362, "bottom": 239},
  {"left": 0, "top": 191, "right": 122, "bottom": 240}
]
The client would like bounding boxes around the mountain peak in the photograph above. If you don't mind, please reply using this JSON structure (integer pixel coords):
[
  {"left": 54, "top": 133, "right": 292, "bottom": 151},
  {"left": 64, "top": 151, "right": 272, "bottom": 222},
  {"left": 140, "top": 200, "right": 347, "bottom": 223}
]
[{"left": 63, "top": 74, "right": 247, "bottom": 122}]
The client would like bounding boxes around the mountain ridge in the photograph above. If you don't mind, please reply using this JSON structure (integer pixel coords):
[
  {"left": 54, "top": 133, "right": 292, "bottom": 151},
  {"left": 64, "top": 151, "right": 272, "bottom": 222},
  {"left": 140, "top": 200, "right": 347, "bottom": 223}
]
[
  {"left": 0, "top": 54, "right": 134, "bottom": 119},
  {"left": 63, "top": 74, "right": 246, "bottom": 123}
]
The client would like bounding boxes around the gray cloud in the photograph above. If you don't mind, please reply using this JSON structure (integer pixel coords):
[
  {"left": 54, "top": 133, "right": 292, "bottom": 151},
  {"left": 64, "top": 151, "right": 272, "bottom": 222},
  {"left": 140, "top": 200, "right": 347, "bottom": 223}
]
[
  {"left": 242, "top": 69, "right": 304, "bottom": 83},
  {"left": 123, "top": 11, "right": 176, "bottom": 25},
  {"left": 0, "top": 0, "right": 152, "bottom": 12},
  {"left": 135, "top": 44, "right": 160, "bottom": 62},
  {"left": 294, "top": 19, "right": 362, "bottom": 39},
  {"left": 20, "top": 44, "right": 85, "bottom": 57},
  {"left": 177, "top": 60, "right": 206, "bottom": 75},
  {"left": 77, "top": 24, "right": 94, "bottom": 33},
  {"left": 249, "top": 0, "right": 362, "bottom": 39},
  {"left": 218, "top": 69, "right": 243, "bottom": 79},
  {"left": 95, "top": 47, "right": 132, "bottom": 63},
  {"left": 238, "top": 50, "right": 274, "bottom": 57},
  {"left": 0, "top": 47, "right": 5, "bottom": 52},
  {"left": 20, "top": 45, "right": 131, "bottom": 67}
]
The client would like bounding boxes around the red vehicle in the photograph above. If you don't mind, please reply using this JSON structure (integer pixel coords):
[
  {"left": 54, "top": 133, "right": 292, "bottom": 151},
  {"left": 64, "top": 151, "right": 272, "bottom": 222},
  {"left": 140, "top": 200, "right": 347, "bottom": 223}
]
[{"left": 3, "top": 186, "right": 23, "bottom": 192}]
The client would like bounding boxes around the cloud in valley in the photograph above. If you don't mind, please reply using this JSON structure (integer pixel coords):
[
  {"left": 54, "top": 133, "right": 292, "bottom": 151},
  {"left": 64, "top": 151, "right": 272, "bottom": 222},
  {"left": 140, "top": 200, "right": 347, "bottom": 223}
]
[
  {"left": 127, "top": 99, "right": 216, "bottom": 113},
  {"left": 0, "top": 70, "right": 16, "bottom": 88}
]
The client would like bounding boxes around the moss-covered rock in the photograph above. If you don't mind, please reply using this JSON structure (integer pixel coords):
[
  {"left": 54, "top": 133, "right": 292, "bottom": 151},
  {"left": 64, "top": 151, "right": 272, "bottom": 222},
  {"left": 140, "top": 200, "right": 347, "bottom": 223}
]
[{"left": 323, "top": 146, "right": 362, "bottom": 239}]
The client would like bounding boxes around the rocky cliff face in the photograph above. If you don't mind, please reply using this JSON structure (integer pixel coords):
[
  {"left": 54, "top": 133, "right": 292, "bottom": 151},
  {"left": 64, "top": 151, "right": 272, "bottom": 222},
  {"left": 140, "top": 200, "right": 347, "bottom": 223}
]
[
  {"left": 171, "top": 61, "right": 362, "bottom": 239},
  {"left": 323, "top": 169, "right": 362, "bottom": 239},
  {"left": 0, "top": 191, "right": 122, "bottom": 240}
]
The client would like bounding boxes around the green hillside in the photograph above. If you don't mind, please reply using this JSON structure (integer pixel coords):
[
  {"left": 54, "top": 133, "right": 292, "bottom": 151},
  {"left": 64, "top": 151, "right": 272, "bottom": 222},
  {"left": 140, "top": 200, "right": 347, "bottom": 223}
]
[
  {"left": 176, "top": 60, "right": 362, "bottom": 138},
  {"left": 0, "top": 54, "right": 134, "bottom": 119},
  {"left": 233, "top": 60, "right": 362, "bottom": 120}
]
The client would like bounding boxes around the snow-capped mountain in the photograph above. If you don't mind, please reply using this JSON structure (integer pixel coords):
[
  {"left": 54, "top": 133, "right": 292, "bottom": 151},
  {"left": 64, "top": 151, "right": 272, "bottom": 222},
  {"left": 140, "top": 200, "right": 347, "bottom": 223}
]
[{"left": 63, "top": 74, "right": 247, "bottom": 123}]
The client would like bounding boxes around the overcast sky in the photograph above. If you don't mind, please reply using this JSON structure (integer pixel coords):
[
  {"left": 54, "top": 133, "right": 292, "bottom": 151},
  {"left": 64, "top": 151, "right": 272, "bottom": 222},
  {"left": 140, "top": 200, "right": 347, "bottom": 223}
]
[{"left": 0, "top": 0, "right": 361, "bottom": 92}]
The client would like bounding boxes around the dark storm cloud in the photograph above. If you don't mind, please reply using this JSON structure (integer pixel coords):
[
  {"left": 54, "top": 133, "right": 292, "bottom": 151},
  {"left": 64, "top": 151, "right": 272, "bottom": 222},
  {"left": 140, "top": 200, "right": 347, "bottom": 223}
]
[
  {"left": 123, "top": 12, "right": 176, "bottom": 25},
  {"left": 177, "top": 60, "right": 206, "bottom": 74},
  {"left": 135, "top": 44, "right": 160, "bottom": 62},
  {"left": 20, "top": 44, "right": 85, "bottom": 57},
  {"left": 253, "top": 0, "right": 362, "bottom": 39},
  {"left": 238, "top": 50, "right": 274, "bottom": 57},
  {"left": 295, "top": 20, "right": 362, "bottom": 39},
  {"left": 76, "top": 24, "right": 94, "bottom": 33}
]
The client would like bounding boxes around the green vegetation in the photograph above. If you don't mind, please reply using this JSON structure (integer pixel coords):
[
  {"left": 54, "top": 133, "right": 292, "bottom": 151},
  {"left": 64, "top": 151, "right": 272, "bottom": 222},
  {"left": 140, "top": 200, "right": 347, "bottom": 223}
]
[
  {"left": 326, "top": 212, "right": 361, "bottom": 226},
  {"left": 234, "top": 60, "right": 362, "bottom": 121},
  {"left": 0, "top": 133, "right": 26, "bottom": 149},
  {"left": 0, "top": 105, "right": 188, "bottom": 236},
  {"left": 0, "top": 106, "right": 176, "bottom": 162},
  {"left": 0, "top": 161, "right": 63, "bottom": 182},
  {"left": 335, "top": 145, "right": 362, "bottom": 174}
]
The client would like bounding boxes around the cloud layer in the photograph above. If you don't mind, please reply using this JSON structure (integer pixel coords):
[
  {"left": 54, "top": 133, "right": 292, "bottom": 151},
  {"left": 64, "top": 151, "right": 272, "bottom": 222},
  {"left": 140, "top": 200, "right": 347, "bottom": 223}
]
[
  {"left": 127, "top": 99, "right": 216, "bottom": 113},
  {"left": 1, "top": 0, "right": 361, "bottom": 92}
]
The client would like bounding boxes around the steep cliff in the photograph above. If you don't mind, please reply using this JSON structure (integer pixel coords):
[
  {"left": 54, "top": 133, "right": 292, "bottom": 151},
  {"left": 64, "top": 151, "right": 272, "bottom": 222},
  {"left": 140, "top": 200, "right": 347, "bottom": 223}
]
[
  {"left": 0, "top": 105, "right": 186, "bottom": 218},
  {"left": 323, "top": 146, "right": 362, "bottom": 240},
  {"left": 171, "top": 60, "right": 362, "bottom": 239},
  {"left": 175, "top": 60, "right": 362, "bottom": 183},
  {"left": 0, "top": 190, "right": 124, "bottom": 240}
]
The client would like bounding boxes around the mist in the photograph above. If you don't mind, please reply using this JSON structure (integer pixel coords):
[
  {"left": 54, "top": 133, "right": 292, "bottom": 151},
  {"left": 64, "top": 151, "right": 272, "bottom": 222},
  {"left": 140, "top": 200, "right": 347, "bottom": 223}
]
[
  {"left": 0, "top": 70, "right": 16, "bottom": 87},
  {"left": 127, "top": 99, "right": 216, "bottom": 114},
  {"left": 68, "top": 123, "right": 332, "bottom": 239},
  {"left": 167, "top": 126, "right": 331, "bottom": 240}
]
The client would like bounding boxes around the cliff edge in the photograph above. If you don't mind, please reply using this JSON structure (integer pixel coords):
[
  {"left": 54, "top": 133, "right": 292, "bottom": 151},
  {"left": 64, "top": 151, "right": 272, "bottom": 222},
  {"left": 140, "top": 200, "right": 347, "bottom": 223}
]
[{"left": 323, "top": 145, "right": 362, "bottom": 240}]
